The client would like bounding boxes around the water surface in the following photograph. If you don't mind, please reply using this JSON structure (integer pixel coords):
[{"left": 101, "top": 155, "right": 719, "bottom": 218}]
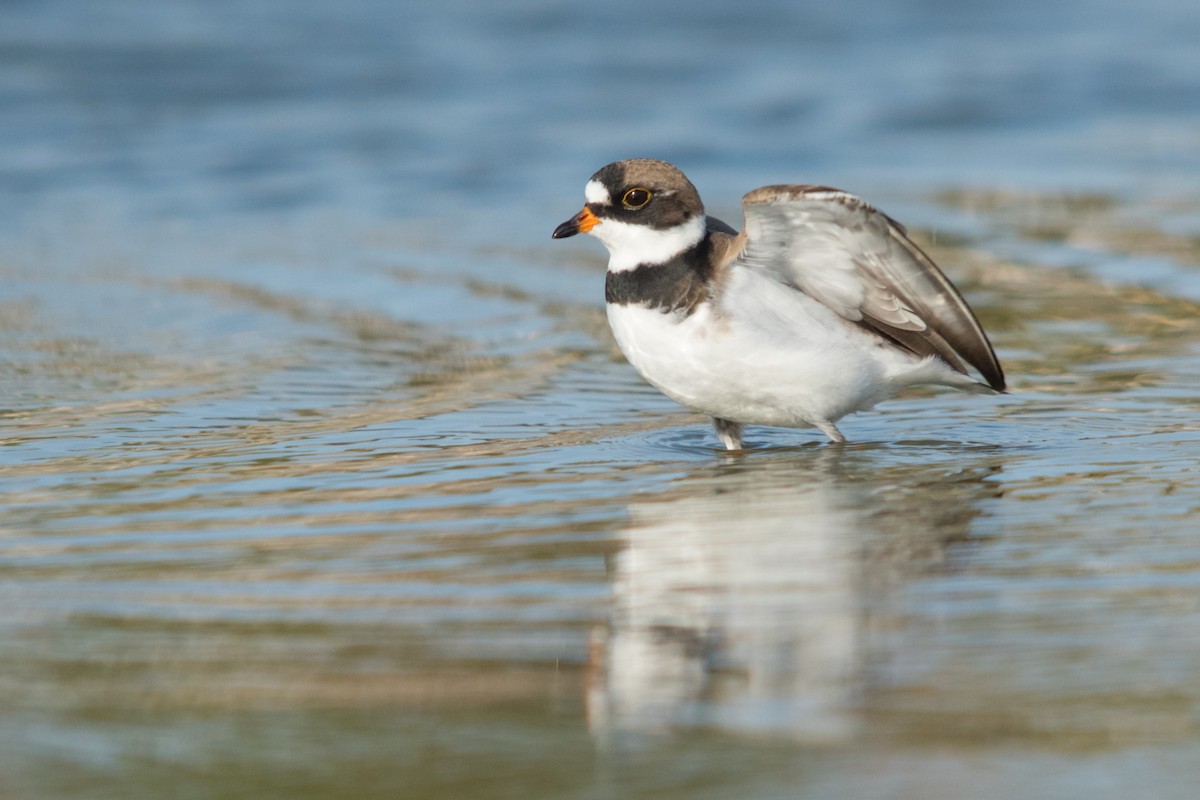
[{"left": 4, "top": 2, "right": 1200, "bottom": 798}]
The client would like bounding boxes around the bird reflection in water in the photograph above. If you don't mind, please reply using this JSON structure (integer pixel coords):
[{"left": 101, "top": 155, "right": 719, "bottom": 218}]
[{"left": 587, "top": 446, "right": 1003, "bottom": 741}]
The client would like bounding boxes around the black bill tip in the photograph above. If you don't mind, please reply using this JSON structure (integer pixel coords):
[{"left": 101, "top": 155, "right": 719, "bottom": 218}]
[
  {"left": 552, "top": 207, "right": 598, "bottom": 239},
  {"left": 552, "top": 218, "right": 579, "bottom": 239}
]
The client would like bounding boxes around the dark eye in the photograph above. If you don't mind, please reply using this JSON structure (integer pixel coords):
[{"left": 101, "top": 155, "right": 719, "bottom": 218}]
[{"left": 621, "top": 188, "right": 652, "bottom": 209}]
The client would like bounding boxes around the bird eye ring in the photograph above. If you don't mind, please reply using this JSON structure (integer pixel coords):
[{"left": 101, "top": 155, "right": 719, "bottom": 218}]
[{"left": 621, "top": 188, "right": 652, "bottom": 209}]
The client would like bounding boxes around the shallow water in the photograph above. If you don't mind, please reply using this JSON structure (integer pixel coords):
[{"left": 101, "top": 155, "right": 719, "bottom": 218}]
[{"left": 4, "top": 2, "right": 1200, "bottom": 798}]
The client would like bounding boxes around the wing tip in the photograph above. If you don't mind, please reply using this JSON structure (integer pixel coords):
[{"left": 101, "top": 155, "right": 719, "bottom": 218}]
[{"left": 976, "top": 359, "right": 1007, "bottom": 393}]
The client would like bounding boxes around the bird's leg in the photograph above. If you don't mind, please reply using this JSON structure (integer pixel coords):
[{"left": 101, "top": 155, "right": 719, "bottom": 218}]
[
  {"left": 712, "top": 418, "right": 744, "bottom": 451},
  {"left": 816, "top": 421, "right": 847, "bottom": 443}
]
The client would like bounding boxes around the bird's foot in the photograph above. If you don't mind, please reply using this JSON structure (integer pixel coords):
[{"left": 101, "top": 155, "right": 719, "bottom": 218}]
[{"left": 712, "top": 417, "right": 744, "bottom": 451}]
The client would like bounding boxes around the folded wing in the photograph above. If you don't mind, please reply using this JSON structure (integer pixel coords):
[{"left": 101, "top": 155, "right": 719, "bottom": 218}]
[{"left": 731, "top": 185, "right": 1005, "bottom": 391}]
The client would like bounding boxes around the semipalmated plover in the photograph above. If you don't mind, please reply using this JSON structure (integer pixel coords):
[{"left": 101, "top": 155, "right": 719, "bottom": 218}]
[{"left": 552, "top": 159, "right": 1005, "bottom": 450}]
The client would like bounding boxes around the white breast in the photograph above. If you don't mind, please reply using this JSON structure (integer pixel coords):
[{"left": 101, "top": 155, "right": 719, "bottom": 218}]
[{"left": 605, "top": 268, "right": 945, "bottom": 428}]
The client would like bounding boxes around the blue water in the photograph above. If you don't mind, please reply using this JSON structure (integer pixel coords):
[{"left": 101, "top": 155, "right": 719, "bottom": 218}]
[
  {"left": 4, "top": 2, "right": 1200, "bottom": 799},
  {"left": 5, "top": 0, "right": 1200, "bottom": 235}
]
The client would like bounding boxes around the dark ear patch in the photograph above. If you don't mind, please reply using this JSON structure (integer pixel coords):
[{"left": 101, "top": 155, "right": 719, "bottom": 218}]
[{"left": 587, "top": 159, "right": 705, "bottom": 230}]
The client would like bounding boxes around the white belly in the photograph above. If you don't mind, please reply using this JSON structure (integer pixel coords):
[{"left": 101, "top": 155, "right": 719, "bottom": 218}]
[{"left": 605, "top": 268, "right": 934, "bottom": 427}]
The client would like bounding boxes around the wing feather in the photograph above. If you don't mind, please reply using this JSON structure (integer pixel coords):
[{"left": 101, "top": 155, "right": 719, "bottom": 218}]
[{"left": 733, "top": 185, "right": 1005, "bottom": 390}]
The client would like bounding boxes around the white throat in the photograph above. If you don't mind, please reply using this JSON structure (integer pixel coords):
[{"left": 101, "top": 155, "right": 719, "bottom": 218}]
[{"left": 589, "top": 215, "right": 706, "bottom": 273}]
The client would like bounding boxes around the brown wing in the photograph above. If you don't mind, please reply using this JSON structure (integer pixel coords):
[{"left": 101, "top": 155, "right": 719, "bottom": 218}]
[{"left": 728, "top": 184, "right": 1005, "bottom": 391}]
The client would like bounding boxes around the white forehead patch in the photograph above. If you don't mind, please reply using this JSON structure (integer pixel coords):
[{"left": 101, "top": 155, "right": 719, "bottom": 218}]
[{"left": 584, "top": 179, "right": 611, "bottom": 206}]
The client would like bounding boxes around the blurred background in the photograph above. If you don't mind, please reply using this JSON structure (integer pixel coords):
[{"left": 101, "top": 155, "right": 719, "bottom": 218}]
[{"left": 4, "top": 1, "right": 1200, "bottom": 798}]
